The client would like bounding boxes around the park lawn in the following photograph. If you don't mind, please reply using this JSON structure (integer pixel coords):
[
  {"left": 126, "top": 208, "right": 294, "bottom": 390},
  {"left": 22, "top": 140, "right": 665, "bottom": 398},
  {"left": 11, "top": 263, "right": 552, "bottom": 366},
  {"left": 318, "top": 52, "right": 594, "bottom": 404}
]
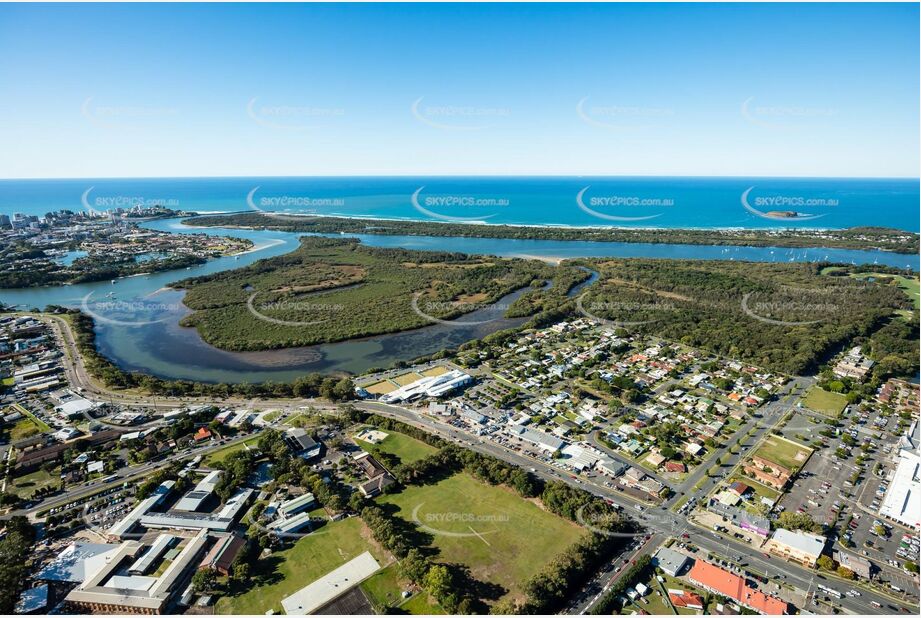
[
  {"left": 378, "top": 472, "right": 585, "bottom": 606},
  {"left": 354, "top": 429, "right": 437, "bottom": 464},
  {"left": 754, "top": 435, "right": 814, "bottom": 471},
  {"left": 801, "top": 387, "right": 848, "bottom": 417},
  {"left": 204, "top": 436, "right": 261, "bottom": 466},
  {"left": 399, "top": 591, "right": 446, "bottom": 614},
  {"left": 214, "top": 516, "right": 392, "bottom": 615},
  {"left": 10, "top": 467, "right": 58, "bottom": 498}
]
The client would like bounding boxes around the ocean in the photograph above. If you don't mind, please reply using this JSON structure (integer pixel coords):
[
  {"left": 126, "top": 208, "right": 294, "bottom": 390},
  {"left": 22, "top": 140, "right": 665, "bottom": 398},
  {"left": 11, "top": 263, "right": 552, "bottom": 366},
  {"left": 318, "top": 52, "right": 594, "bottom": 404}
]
[{"left": 1, "top": 176, "right": 918, "bottom": 231}]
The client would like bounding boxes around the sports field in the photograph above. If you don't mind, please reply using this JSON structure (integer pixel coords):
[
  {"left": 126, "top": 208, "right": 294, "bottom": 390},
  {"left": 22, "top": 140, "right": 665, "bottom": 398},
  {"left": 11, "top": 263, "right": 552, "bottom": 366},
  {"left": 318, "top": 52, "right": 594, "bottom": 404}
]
[
  {"left": 215, "top": 516, "right": 392, "bottom": 615},
  {"left": 801, "top": 386, "right": 848, "bottom": 417},
  {"left": 378, "top": 472, "right": 585, "bottom": 605}
]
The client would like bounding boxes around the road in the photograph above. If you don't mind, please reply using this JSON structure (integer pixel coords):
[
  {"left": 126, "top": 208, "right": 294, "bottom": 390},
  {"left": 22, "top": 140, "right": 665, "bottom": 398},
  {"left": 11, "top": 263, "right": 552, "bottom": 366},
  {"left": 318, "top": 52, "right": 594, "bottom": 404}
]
[
  {"left": 19, "top": 315, "right": 921, "bottom": 613},
  {"left": 358, "top": 400, "right": 918, "bottom": 615},
  {"left": 8, "top": 431, "right": 263, "bottom": 520}
]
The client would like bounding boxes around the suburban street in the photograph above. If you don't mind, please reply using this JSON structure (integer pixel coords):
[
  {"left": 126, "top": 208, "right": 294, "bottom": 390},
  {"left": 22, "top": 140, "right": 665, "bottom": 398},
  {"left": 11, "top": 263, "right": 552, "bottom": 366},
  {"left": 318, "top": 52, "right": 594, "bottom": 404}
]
[{"left": 10, "top": 316, "right": 917, "bottom": 615}]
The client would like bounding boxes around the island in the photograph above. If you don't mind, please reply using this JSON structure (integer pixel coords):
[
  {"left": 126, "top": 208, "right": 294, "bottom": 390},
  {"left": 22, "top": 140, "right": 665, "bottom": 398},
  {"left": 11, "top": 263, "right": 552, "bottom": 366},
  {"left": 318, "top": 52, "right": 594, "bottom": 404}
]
[{"left": 183, "top": 212, "right": 920, "bottom": 254}]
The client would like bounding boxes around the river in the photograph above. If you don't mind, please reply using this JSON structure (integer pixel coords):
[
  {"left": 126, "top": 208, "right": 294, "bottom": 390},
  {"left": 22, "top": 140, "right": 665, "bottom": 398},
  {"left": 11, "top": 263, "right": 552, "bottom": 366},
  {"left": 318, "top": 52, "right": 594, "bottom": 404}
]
[{"left": 0, "top": 217, "right": 915, "bottom": 382}]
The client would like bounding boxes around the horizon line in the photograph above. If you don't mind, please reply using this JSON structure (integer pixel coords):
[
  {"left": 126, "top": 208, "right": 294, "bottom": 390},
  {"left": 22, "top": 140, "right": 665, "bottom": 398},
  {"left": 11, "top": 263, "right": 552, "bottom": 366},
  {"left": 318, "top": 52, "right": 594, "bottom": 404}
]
[{"left": 1, "top": 173, "right": 919, "bottom": 182}]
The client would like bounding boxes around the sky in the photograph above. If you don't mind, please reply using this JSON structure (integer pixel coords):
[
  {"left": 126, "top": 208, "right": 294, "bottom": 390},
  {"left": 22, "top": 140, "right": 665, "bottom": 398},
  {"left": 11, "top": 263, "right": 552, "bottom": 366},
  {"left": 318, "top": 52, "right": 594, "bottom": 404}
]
[{"left": 0, "top": 3, "right": 918, "bottom": 179}]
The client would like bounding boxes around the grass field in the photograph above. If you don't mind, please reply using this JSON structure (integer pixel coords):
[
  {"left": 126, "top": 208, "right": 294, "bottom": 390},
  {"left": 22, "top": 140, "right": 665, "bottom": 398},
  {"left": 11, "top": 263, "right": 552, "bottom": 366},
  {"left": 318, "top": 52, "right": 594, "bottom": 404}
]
[
  {"left": 801, "top": 387, "right": 848, "bottom": 417},
  {"left": 215, "top": 517, "right": 392, "bottom": 615},
  {"left": 354, "top": 429, "right": 437, "bottom": 464},
  {"left": 378, "top": 472, "right": 585, "bottom": 605},
  {"left": 12, "top": 403, "right": 51, "bottom": 432},
  {"left": 754, "top": 435, "right": 813, "bottom": 471},
  {"left": 204, "top": 436, "right": 262, "bottom": 466},
  {"left": 10, "top": 468, "right": 58, "bottom": 499},
  {"left": 9, "top": 418, "right": 41, "bottom": 441}
]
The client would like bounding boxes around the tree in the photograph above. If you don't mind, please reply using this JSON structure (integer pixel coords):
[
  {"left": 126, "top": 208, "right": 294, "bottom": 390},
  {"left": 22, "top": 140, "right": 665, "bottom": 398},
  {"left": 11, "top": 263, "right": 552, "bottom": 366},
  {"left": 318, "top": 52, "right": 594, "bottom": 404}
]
[
  {"left": 904, "top": 561, "right": 919, "bottom": 574},
  {"left": 836, "top": 566, "right": 855, "bottom": 580},
  {"left": 399, "top": 548, "right": 430, "bottom": 583},
  {"left": 232, "top": 562, "right": 250, "bottom": 583},
  {"left": 423, "top": 565, "right": 454, "bottom": 603},
  {"left": 816, "top": 555, "right": 836, "bottom": 571},
  {"left": 191, "top": 568, "right": 217, "bottom": 593}
]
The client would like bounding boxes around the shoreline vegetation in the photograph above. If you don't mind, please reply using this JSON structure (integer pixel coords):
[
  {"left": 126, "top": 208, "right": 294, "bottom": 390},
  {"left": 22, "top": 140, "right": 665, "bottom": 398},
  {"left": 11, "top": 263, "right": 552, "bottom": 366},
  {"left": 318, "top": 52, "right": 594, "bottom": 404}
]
[
  {"left": 183, "top": 212, "right": 920, "bottom": 254},
  {"left": 39, "top": 308, "right": 356, "bottom": 400}
]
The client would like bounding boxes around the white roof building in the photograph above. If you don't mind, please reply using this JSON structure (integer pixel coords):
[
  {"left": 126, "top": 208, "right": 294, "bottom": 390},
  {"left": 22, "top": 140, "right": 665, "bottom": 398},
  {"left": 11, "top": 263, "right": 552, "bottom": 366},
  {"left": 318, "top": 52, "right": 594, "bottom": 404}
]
[
  {"left": 879, "top": 449, "right": 921, "bottom": 530},
  {"left": 281, "top": 551, "right": 381, "bottom": 615}
]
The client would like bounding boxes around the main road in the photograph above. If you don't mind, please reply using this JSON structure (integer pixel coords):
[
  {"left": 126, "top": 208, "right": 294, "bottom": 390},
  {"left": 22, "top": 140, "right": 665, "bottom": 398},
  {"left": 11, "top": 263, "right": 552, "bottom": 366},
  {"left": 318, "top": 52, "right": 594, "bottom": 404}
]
[
  {"left": 357, "top": 400, "right": 917, "bottom": 615},
  {"left": 23, "top": 314, "right": 920, "bottom": 613}
]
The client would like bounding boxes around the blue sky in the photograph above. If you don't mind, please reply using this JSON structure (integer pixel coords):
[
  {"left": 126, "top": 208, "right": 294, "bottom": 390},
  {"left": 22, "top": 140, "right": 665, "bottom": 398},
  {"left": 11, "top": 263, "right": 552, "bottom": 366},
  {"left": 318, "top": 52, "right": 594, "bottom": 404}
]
[{"left": 0, "top": 3, "right": 917, "bottom": 178}]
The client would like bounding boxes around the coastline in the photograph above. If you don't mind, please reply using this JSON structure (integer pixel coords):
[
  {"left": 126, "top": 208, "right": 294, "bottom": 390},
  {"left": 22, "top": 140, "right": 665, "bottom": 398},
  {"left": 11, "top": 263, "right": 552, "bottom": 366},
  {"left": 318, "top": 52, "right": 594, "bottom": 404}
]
[{"left": 201, "top": 209, "right": 918, "bottom": 234}]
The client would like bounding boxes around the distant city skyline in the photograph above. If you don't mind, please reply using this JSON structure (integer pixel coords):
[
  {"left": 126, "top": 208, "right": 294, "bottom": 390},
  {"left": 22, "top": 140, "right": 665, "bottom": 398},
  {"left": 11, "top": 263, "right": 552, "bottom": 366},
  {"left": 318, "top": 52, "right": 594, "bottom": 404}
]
[{"left": 0, "top": 3, "right": 918, "bottom": 179}]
